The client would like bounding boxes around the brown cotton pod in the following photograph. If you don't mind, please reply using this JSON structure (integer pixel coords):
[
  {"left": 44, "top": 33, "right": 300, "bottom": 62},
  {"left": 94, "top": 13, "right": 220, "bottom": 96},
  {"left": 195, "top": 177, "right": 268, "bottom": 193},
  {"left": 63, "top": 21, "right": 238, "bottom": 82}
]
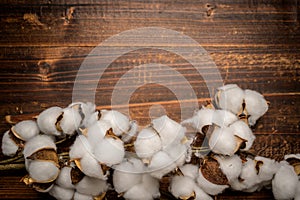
[
  {"left": 26, "top": 148, "right": 59, "bottom": 167},
  {"left": 200, "top": 157, "right": 228, "bottom": 185},
  {"left": 285, "top": 155, "right": 300, "bottom": 175}
]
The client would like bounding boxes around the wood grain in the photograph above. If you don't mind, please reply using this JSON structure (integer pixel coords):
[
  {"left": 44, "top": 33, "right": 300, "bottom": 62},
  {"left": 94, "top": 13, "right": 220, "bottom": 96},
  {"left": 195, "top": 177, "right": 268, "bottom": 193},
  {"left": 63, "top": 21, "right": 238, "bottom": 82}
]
[{"left": 0, "top": 0, "right": 299, "bottom": 199}]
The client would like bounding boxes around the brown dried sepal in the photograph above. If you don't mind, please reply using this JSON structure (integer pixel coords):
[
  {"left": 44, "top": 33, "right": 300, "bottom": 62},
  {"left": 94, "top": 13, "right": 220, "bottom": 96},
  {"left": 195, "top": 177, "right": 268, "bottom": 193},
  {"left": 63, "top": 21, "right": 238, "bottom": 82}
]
[
  {"left": 286, "top": 158, "right": 300, "bottom": 175},
  {"left": 100, "top": 163, "right": 110, "bottom": 175},
  {"left": 200, "top": 157, "right": 228, "bottom": 185},
  {"left": 255, "top": 160, "right": 264, "bottom": 175},
  {"left": 55, "top": 112, "right": 64, "bottom": 132},
  {"left": 27, "top": 148, "right": 59, "bottom": 167},
  {"left": 105, "top": 128, "right": 120, "bottom": 140},
  {"left": 237, "top": 101, "right": 250, "bottom": 124},
  {"left": 234, "top": 135, "right": 247, "bottom": 152},
  {"left": 21, "top": 175, "right": 55, "bottom": 191},
  {"left": 71, "top": 165, "right": 85, "bottom": 184},
  {"left": 94, "top": 192, "right": 107, "bottom": 200},
  {"left": 8, "top": 128, "right": 24, "bottom": 148}
]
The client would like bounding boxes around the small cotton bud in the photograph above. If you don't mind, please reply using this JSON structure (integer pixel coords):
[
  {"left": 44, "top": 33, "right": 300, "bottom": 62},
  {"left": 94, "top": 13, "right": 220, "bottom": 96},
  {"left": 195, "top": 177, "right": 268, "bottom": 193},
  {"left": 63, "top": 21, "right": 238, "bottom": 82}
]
[
  {"left": 152, "top": 115, "right": 185, "bottom": 148},
  {"left": 37, "top": 106, "right": 63, "bottom": 136},
  {"left": 1, "top": 130, "right": 19, "bottom": 156},
  {"left": 75, "top": 176, "right": 108, "bottom": 196},
  {"left": 244, "top": 89, "right": 268, "bottom": 126},
  {"left": 12, "top": 120, "right": 39, "bottom": 141},
  {"left": 169, "top": 175, "right": 196, "bottom": 199},
  {"left": 134, "top": 127, "right": 162, "bottom": 159},
  {"left": 100, "top": 110, "right": 130, "bottom": 136},
  {"left": 73, "top": 192, "right": 93, "bottom": 200},
  {"left": 208, "top": 127, "right": 237, "bottom": 156},
  {"left": 181, "top": 107, "right": 214, "bottom": 134},
  {"left": 272, "top": 162, "right": 298, "bottom": 200},
  {"left": 23, "top": 135, "right": 56, "bottom": 158},
  {"left": 56, "top": 166, "right": 75, "bottom": 189},
  {"left": 69, "top": 135, "right": 92, "bottom": 160},
  {"left": 49, "top": 185, "right": 74, "bottom": 200},
  {"left": 229, "top": 120, "right": 255, "bottom": 151},
  {"left": 28, "top": 160, "right": 60, "bottom": 183},
  {"left": 79, "top": 152, "right": 107, "bottom": 180},
  {"left": 179, "top": 164, "right": 199, "bottom": 180},
  {"left": 59, "top": 107, "right": 82, "bottom": 135},
  {"left": 215, "top": 155, "right": 243, "bottom": 182},
  {"left": 94, "top": 136, "right": 125, "bottom": 166},
  {"left": 215, "top": 84, "right": 245, "bottom": 114},
  {"left": 148, "top": 151, "right": 176, "bottom": 179}
]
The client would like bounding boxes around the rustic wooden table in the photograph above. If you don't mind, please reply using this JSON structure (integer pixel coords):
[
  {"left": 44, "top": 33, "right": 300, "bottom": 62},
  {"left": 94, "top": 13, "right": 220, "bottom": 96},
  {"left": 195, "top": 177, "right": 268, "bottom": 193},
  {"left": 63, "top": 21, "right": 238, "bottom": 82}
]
[{"left": 0, "top": 0, "right": 299, "bottom": 199}]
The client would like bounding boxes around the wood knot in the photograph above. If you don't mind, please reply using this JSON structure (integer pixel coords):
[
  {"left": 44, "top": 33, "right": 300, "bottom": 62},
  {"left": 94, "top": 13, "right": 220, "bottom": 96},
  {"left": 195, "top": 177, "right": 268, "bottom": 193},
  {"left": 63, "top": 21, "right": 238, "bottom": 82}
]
[
  {"left": 205, "top": 3, "right": 216, "bottom": 17},
  {"left": 38, "top": 61, "right": 51, "bottom": 81}
]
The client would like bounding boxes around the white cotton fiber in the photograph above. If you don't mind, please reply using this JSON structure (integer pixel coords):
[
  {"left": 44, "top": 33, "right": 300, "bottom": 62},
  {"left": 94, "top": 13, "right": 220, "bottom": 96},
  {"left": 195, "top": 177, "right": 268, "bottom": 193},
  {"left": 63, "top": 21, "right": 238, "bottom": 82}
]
[
  {"left": 13, "top": 120, "right": 39, "bottom": 141},
  {"left": 28, "top": 160, "right": 59, "bottom": 182},
  {"left": 75, "top": 176, "right": 108, "bottom": 196},
  {"left": 1, "top": 130, "right": 19, "bottom": 157},
  {"left": 23, "top": 135, "right": 56, "bottom": 158},
  {"left": 80, "top": 152, "right": 107, "bottom": 180},
  {"left": 100, "top": 110, "right": 130, "bottom": 136},
  {"left": 212, "top": 110, "right": 238, "bottom": 127},
  {"left": 86, "top": 120, "right": 110, "bottom": 149},
  {"left": 194, "top": 185, "right": 213, "bottom": 200},
  {"left": 148, "top": 151, "right": 176, "bottom": 179},
  {"left": 215, "top": 155, "right": 242, "bottom": 182},
  {"left": 272, "top": 162, "right": 298, "bottom": 200},
  {"left": 56, "top": 166, "right": 75, "bottom": 189},
  {"left": 230, "top": 120, "right": 255, "bottom": 150},
  {"left": 215, "top": 84, "right": 245, "bottom": 114},
  {"left": 209, "top": 127, "right": 237, "bottom": 156},
  {"left": 170, "top": 175, "right": 196, "bottom": 198},
  {"left": 254, "top": 156, "right": 280, "bottom": 182},
  {"left": 134, "top": 127, "right": 162, "bottom": 159},
  {"left": 49, "top": 185, "right": 74, "bottom": 200},
  {"left": 60, "top": 107, "right": 82, "bottom": 135},
  {"left": 244, "top": 89, "right": 268, "bottom": 126},
  {"left": 69, "top": 135, "right": 92, "bottom": 160},
  {"left": 94, "top": 137, "right": 125, "bottom": 166},
  {"left": 180, "top": 164, "right": 199, "bottom": 180},
  {"left": 37, "top": 106, "right": 63, "bottom": 136},
  {"left": 181, "top": 107, "right": 214, "bottom": 134},
  {"left": 123, "top": 184, "right": 153, "bottom": 200},
  {"left": 73, "top": 192, "right": 93, "bottom": 200},
  {"left": 141, "top": 174, "right": 160, "bottom": 199}
]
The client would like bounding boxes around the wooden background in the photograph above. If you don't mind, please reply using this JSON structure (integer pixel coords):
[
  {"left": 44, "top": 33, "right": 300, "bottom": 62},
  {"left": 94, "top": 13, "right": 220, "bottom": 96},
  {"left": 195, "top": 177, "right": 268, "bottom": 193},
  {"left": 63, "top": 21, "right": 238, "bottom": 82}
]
[{"left": 0, "top": 0, "right": 299, "bottom": 199}]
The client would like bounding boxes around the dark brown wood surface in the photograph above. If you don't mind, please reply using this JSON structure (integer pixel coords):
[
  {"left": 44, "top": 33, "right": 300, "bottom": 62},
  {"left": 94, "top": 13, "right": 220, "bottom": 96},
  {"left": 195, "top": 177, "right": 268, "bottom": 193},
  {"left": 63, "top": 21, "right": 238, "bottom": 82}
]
[{"left": 0, "top": 0, "right": 299, "bottom": 199}]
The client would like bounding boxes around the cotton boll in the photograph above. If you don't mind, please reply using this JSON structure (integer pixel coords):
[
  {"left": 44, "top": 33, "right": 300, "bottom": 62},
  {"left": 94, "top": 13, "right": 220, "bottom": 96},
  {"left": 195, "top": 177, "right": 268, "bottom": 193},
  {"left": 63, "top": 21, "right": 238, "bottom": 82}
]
[
  {"left": 152, "top": 115, "right": 185, "bottom": 148},
  {"left": 244, "top": 89, "right": 268, "bottom": 126},
  {"left": 49, "top": 185, "right": 74, "bottom": 200},
  {"left": 94, "top": 137, "right": 125, "bottom": 166},
  {"left": 141, "top": 174, "right": 160, "bottom": 199},
  {"left": 28, "top": 160, "right": 59, "bottom": 183},
  {"left": 215, "top": 155, "right": 242, "bottom": 182},
  {"left": 272, "top": 162, "right": 298, "bottom": 200},
  {"left": 180, "top": 164, "right": 199, "bottom": 180},
  {"left": 215, "top": 84, "right": 245, "bottom": 114},
  {"left": 229, "top": 120, "right": 255, "bottom": 151},
  {"left": 134, "top": 127, "right": 162, "bottom": 159},
  {"left": 69, "top": 135, "right": 92, "bottom": 160},
  {"left": 164, "top": 143, "right": 187, "bottom": 167},
  {"left": 37, "top": 106, "right": 63, "bottom": 136},
  {"left": 254, "top": 156, "right": 280, "bottom": 182},
  {"left": 1, "top": 130, "right": 19, "bottom": 156},
  {"left": 122, "top": 120, "right": 138, "bottom": 143},
  {"left": 212, "top": 110, "right": 238, "bottom": 127},
  {"left": 80, "top": 152, "right": 107, "bottom": 180},
  {"left": 12, "top": 120, "right": 39, "bottom": 141},
  {"left": 73, "top": 192, "right": 93, "bottom": 200},
  {"left": 170, "top": 175, "right": 196, "bottom": 199},
  {"left": 100, "top": 110, "right": 130, "bottom": 136},
  {"left": 75, "top": 176, "right": 108, "bottom": 196},
  {"left": 196, "top": 169, "right": 229, "bottom": 195},
  {"left": 59, "top": 107, "right": 82, "bottom": 135},
  {"left": 123, "top": 184, "right": 153, "bottom": 200},
  {"left": 230, "top": 158, "right": 260, "bottom": 191},
  {"left": 208, "top": 127, "right": 237, "bottom": 156},
  {"left": 86, "top": 120, "right": 110, "bottom": 149},
  {"left": 56, "top": 166, "right": 75, "bottom": 189},
  {"left": 181, "top": 107, "right": 214, "bottom": 134},
  {"left": 23, "top": 135, "right": 56, "bottom": 158},
  {"left": 194, "top": 185, "right": 213, "bottom": 200},
  {"left": 148, "top": 151, "right": 176, "bottom": 179},
  {"left": 69, "top": 102, "right": 98, "bottom": 128}
]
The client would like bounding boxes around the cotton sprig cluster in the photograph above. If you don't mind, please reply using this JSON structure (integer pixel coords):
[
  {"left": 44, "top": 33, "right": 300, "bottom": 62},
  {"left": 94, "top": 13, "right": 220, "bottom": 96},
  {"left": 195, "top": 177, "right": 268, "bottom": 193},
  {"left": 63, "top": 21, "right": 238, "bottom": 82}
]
[{"left": 1, "top": 84, "right": 299, "bottom": 200}]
